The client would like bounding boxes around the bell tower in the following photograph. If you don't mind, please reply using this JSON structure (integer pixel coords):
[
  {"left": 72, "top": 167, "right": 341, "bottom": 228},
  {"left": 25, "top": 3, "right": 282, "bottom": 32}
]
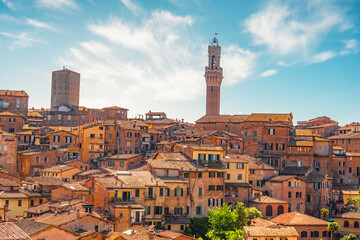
[{"left": 205, "top": 34, "right": 223, "bottom": 115}]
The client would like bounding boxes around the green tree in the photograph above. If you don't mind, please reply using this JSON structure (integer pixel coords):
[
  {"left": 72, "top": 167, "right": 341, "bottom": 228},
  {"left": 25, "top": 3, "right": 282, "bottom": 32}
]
[
  {"left": 328, "top": 222, "right": 340, "bottom": 240},
  {"left": 235, "top": 202, "right": 249, "bottom": 229},
  {"left": 206, "top": 204, "right": 243, "bottom": 240},
  {"left": 187, "top": 217, "right": 209, "bottom": 240},
  {"left": 341, "top": 234, "right": 358, "bottom": 240},
  {"left": 343, "top": 197, "right": 360, "bottom": 213},
  {"left": 245, "top": 207, "right": 263, "bottom": 221},
  {"left": 320, "top": 208, "right": 329, "bottom": 219}
]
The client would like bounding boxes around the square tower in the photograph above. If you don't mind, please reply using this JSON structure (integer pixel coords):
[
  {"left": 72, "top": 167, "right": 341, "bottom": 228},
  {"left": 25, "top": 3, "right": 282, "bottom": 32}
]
[
  {"left": 51, "top": 68, "right": 80, "bottom": 111},
  {"left": 205, "top": 36, "right": 223, "bottom": 115}
]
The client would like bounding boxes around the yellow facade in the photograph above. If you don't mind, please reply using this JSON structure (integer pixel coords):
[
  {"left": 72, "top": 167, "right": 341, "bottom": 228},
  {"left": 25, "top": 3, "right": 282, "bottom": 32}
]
[
  {"left": 246, "top": 237, "right": 298, "bottom": 240},
  {"left": 0, "top": 197, "right": 29, "bottom": 219},
  {"left": 342, "top": 191, "right": 360, "bottom": 204},
  {"left": 334, "top": 216, "right": 360, "bottom": 233},
  {"left": 191, "top": 149, "right": 224, "bottom": 161},
  {"left": 223, "top": 158, "right": 249, "bottom": 183}
]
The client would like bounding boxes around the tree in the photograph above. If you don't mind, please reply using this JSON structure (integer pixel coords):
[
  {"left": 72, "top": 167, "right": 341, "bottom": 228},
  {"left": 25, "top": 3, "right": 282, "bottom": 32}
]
[
  {"left": 186, "top": 217, "right": 209, "bottom": 240},
  {"left": 206, "top": 204, "right": 243, "bottom": 240},
  {"left": 235, "top": 202, "right": 249, "bottom": 229},
  {"left": 343, "top": 197, "right": 360, "bottom": 213},
  {"left": 341, "top": 234, "right": 358, "bottom": 240},
  {"left": 320, "top": 208, "right": 329, "bottom": 219},
  {"left": 328, "top": 222, "right": 340, "bottom": 240},
  {"left": 245, "top": 207, "right": 263, "bottom": 222}
]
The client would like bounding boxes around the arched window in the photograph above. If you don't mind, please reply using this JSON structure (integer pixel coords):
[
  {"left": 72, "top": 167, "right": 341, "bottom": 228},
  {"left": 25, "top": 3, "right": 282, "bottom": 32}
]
[
  {"left": 301, "top": 231, "right": 307, "bottom": 237},
  {"left": 314, "top": 231, "right": 319, "bottom": 237},
  {"left": 344, "top": 221, "right": 350, "bottom": 228},
  {"left": 288, "top": 204, "right": 291, "bottom": 212},
  {"left": 322, "top": 231, "right": 327, "bottom": 237},
  {"left": 266, "top": 205, "right": 273, "bottom": 216},
  {"left": 354, "top": 221, "right": 359, "bottom": 228},
  {"left": 277, "top": 205, "right": 284, "bottom": 215}
]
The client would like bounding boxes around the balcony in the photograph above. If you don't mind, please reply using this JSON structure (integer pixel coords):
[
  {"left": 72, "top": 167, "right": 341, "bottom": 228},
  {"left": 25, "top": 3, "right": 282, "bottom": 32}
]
[{"left": 197, "top": 160, "right": 224, "bottom": 168}]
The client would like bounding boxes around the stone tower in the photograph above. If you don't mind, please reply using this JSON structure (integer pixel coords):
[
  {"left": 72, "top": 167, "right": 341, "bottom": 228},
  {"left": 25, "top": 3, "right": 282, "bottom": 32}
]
[
  {"left": 51, "top": 68, "right": 80, "bottom": 111},
  {"left": 205, "top": 36, "right": 223, "bottom": 115}
]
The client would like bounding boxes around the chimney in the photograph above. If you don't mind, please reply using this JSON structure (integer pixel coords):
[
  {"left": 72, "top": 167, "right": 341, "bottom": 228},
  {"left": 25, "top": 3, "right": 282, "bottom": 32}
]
[
  {"left": 77, "top": 209, "right": 80, "bottom": 219},
  {"left": 156, "top": 180, "right": 158, "bottom": 186}
]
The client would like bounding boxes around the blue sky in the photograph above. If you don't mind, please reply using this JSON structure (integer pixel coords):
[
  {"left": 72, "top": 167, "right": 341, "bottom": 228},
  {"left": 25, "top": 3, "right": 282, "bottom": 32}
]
[{"left": 0, "top": 0, "right": 359, "bottom": 125}]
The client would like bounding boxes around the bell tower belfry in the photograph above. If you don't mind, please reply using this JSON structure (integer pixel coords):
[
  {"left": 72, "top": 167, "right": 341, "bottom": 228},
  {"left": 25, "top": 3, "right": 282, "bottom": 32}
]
[{"left": 205, "top": 35, "right": 223, "bottom": 115}]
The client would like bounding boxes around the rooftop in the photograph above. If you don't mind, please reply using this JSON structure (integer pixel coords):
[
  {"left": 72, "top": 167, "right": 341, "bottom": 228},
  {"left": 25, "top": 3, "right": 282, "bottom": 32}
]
[
  {"left": 271, "top": 211, "right": 328, "bottom": 226},
  {"left": 0, "top": 89, "right": 29, "bottom": 97},
  {"left": 244, "top": 226, "right": 299, "bottom": 237},
  {"left": 0, "top": 222, "right": 31, "bottom": 240},
  {"left": 249, "top": 196, "right": 288, "bottom": 204}
]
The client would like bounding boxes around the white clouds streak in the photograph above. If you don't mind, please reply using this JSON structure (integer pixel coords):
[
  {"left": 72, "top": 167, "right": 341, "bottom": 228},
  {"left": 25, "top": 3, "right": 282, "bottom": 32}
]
[
  {"left": 120, "top": 0, "right": 141, "bottom": 15},
  {"left": 26, "top": 18, "right": 56, "bottom": 31},
  {"left": 36, "top": 0, "right": 78, "bottom": 10},
  {"left": 0, "top": 31, "right": 44, "bottom": 50},
  {"left": 260, "top": 69, "right": 277, "bottom": 77},
  {"left": 1, "top": 0, "right": 15, "bottom": 10}
]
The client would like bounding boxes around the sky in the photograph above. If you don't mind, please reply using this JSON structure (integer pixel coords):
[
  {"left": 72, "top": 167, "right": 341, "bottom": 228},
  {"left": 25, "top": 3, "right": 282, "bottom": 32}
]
[{"left": 0, "top": 0, "right": 359, "bottom": 125}]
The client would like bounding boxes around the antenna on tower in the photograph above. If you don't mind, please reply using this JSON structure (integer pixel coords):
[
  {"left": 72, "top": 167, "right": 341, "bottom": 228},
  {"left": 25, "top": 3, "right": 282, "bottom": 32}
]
[{"left": 63, "top": 66, "right": 65, "bottom": 70}]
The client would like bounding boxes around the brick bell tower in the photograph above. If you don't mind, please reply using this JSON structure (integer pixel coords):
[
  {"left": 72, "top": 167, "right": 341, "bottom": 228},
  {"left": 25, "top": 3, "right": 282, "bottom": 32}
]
[{"left": 205, "top": 34, "right": 223, "bottom": 115}]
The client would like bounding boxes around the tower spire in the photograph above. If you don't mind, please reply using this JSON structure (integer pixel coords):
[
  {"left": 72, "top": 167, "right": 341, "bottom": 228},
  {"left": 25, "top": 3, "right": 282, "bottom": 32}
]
[{"left": 205, "top": 34, "right": 223, "bottom": 115}]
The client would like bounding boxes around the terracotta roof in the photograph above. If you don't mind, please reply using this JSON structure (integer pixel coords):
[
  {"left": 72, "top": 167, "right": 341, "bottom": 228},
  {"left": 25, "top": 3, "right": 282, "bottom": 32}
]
[
  {"left": 249, "top": 196, "right": 288, "bottom": 204},
  {"left": 306, "top": 172, "right": 328, "bottom": 183},
  {"left": 0, "top": 222, "right": 32, "bottom": 240},
  {"left": 244, "top": 226, "right": 299, "bottom": 237},
  {"left": 106, "top": 154, "right": 141, "bottom": 160},
  {"left": 0, "top": 111, "right": 25, "bottom": 118},
  {"left": 338, "top": 212, "right": 360, "bottom": 219},
  {"left": 245, "top": 113, "right": 292, "bottom": 123},
  {"left": 333, "top": 146, "right": 344, "bottom": 150},
  {"left": 147, "top": 159, "right": 197, "bottom": 171},
  {"left": 328, "top": 132, "right": 360, "bottom": 139},
  {"left": 15, "top": 220, "right": 51, "bottom": 236},
  {"left": 27, "top": 112, "right": 44, "bottom": 119},
  {"left": 271, "top": 211, "right": 328, "bottom": 226},
  {"left": 59, "top": 183, "right": 88, "bottom": 191},
  {"left": 0, "top": 90, "right": 29, "bottom": 97},
  {"left": 158, "top": 176, "right": 188, "bottom": 183},
  {"left": 250, "top": 218, "right": 277, "bottom": 227},
  {"left": 52, "top": 68, "right": 80, "bottom": 74},
  {"left": 26, "top": 199, "right": 85, "bottom": 214},
  {"left": 248, "top": 159, "right": 276, "bottom": 171},
  {"left": 155, "top": 152, "right": 189, "bottom": 161},
  {"left": 280, "top": 166, "right": 311, "bottom": 175},
  {"left": 25, "top": 176, "right": 65, "bottom": 186},
  {"left": 41, "top": 165, "right": 77, "bottom": 173},
  {"left": 295, "top": 129, "right": 315, "bottom": 137},
  {"left": 0, "top": 191, "right": 29, "bottom": 199},
  {"left": 346, "top": 152, "right": 360, "bottom": 157},
  {"left": 188, "top": 144, "right": 223, "bottom": 151},
  {"left": 223, "top": 155, "right": 251, "bottom": 163},
  {"left": 0, "top": 178, "right": 19, "bottom": 187},
  {"left": 103, "top": 106, "right": 129, "bottom": 110},
  {"left": 341, "top": 190, "right": 359, "bottom": 195},
  {"left": 196, "top": 114, "right": 248, "bottom": 123},
  {"left": 268, "top": 175, "right": 304, "bottom": 182}
]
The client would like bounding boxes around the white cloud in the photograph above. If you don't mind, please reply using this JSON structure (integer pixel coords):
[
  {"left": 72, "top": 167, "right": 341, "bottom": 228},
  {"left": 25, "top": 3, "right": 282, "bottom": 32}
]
[
  {"left": 222, "top": 45, "right": 256, "bottom": 85},
  {"left": 340, "top": 39, "right": 358, "bottom": 55},
  {"left": 0, "top": 31, "right": 44, "bottom": 50},
  {"left": 307, "top": 51, "right": 336, "bottom": 64},
  {"left": 260, "top": 69, "right": 277, "bottom": 77},
  {"left": 1, "top": 0, "right": 15, "bottom": 10},
  {"left": 36, "top": 0, "right": 78, "bottom": 10},
  {"left": 0, "top": 14, "right": 17, "bottom": 23},
  {"left": 244, "top": 1, "right": 352, "bottom": 65},
  {"left": 26, "top": 18, "right": 56, "bottom": 31},
  {"left": 120, "top": 0, "right": 141, "bottom": 15},
  {"left": 59, "top": 11, "right": 253, "bottom": 121}
]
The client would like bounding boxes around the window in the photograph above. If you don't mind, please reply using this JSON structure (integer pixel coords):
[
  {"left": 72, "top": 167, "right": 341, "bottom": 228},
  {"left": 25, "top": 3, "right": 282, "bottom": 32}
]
[
  {"left": 167, "top": 225, "right": 171, "bottom": 230},
  {"left": 208, "top": 185, "right": 215, "bottom": 191},
  {"left": 166, "top": 188, "right": 170, "bottom": 196},
  {"left": 217, "top": 172, "right": 223, "bottom": 178},
  {"left": 344, "top": 221, "right": 350, "bottom": 228},
  {"left": 322, "top": 231, "right": 327, "bottom": 237},
  {"left": 209, "top": 172, "right": 215, "bottom": 178},
  {"left": 288, "top": 181, "right": 292, "bottom": 187},
  {"left": 187, "top": 187, "right": 190, "bottom": 196},
  {"left": 65, "top": 136, "right": 72, "bottom": 143},
  {"left": 288, "top": 192, "right": 291, "bottom": 198},
  {"left": 312, "top": 231, "right": 319, "bottom": 237},
  {"left": 109, "top": 133, "right": 112, "bottom": 139},
  {"left": 354, "top": 221, "right": 359, "bottom": 228},
  {"left": 5, "top": 200, "right": 9, "bottom": 206},
  {"left": 268, "top": 129, "right": 275, "bottom": 135},
  {"left": 67, "top": 115, "right": 71, "bottom": 120},
  {"left": 237, "top": 163, "right": 244, "bottom": 169},
  {"left": 187, "top": 206, "right": 189, "bottom": 215},
  {"left": 199, "top": 187, "right": 202, "bottom": 196},
  {"left": 18, "top": 200, "right": 22, "bottom": 206},
  {"left": 208, "top": 199, "right": 215, "bottom": 206},
  {"left": 53, "top": 136, "right": 60, "bottom": 142},
  {"left": 16, "top": 99, "right": 20, "bottom": 108},
  {"left": 198, "top": 172, "right": 202, "bottom": 178},
  {"left": 127, "top": 132, "right": 132, "bottom": 137},
  {"left": 266, "top": 205, "right": 273, "bottom": 216},
  {"left": 119, "top": 213, "right": 123, "bottom": 218},
  {"left": 174, "top": 207, "right": 183, "bottom": 215},
  {"left": 226, "top": 174, "right": 230, "bottom": 180},
  {"left": 58, "top": 114, "right": 62, "bottom": 120},
  {"left": 135, "top": 189, "right": 140, "bottom": 197},
  {"left": 120, "top": 161, "right": 124, "bottom": 167},
  {"left": 250, "top": 170, "right": 255, "bottom": 174},
  {"left": 154, "top": 206, "right": 162, "bottom": 215},
  {"left": 237, "top": 174, "right": 242, "bottom": 180},
  {"left": 90, "top": 134, "right": 95, "bottom": 139},
  {"left": 244, "top": 131, "right": 248, "bottom": 137},
  {"left": 307, "top": 195, "right": 311, "bottom": 202},
  {"left": 216, "top": 185, "right": 223, "bottom": 191},
  {"left": 349, "top": 167, "right": 352, "bottom": 173},
  {"left": 196, "top": 206, "right": 202, "bottom": 215},
  {"left": 254, "top": 131, "right": 257, "bottom": 137},
  {"left": 180, "top": 225, "right": 184, "bottom": 231},
  {"left": 146, "top": 206, "right": 151, "bottom": 215},
  {"left": 277, "top": 205, "right": 284, "bottom": 215},
  {"left": 301, "top": 231, "right": 307, "bottom": 238},
  {"left": 160, "top": 188, "right": 163, "bottom": 196},
  {"left": 184, "top": 172, "right": 189, "bottom": 178},
  {"left": 225, "top": 163, "right": 230, "bottom": 169}
]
